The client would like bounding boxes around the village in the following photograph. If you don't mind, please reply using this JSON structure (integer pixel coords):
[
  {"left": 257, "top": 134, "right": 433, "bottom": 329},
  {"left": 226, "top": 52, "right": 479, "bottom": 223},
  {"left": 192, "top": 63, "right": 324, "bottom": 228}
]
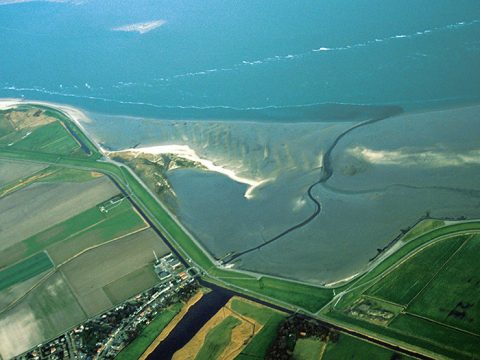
[{"left": 13, "top": 252, "right": 198, "bottom": 360}]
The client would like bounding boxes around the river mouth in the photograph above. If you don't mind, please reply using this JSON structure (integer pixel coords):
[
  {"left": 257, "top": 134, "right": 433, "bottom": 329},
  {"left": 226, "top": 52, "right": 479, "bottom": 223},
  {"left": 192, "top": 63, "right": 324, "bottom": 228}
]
[{"left": 82, "top": 103, "right": 480, "bottom": 285}]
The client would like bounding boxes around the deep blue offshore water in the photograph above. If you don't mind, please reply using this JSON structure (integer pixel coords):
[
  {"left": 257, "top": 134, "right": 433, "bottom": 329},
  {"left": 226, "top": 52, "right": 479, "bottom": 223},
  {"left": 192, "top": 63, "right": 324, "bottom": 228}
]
[{"left": 1, "top": 0, "right": 479, "bottom": 119}]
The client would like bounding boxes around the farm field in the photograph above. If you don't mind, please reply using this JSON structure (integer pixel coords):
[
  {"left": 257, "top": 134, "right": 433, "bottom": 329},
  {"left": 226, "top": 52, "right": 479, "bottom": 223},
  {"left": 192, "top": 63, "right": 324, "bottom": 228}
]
[
  {"left": 0, "top": 272, "right": 86, "bottom": 359},
  {"left": 0, "top": 176, "right": 119, "bottom": 251},
  {"left": 47, "top": 198, "right": 148, "bottom": 264},
  {"left": 7, "top": 121, "right": 81, "bottom": 155},
  {"left": 61, "top": 228, "right": 169, "bottom": 316},
  {"left": 365, "top": 234, "right": 468, "bottom": 305},
  {"left": 0, "top": 270, "right": 50, "bottom": 310},
  {"left": 323, "top": 232, "right": 480, "bottom": 359},
  {"left": 230, "top": 298, "right": 286, "bottom": 360},
  {"left": 292, "top": 338, "right": 324, "bottom": 360},
  {"left": 0, "top": 155, "right": 170, "bottom": 357},
  {"left": 0, "top": 159, "right": 47, "bottom": 186},
  {"left": 196, "top": 316, "right": 241, "bottom": 360},
  {"left": 0, "top": 106, "right": 85, "bottom": 157},
  {"left": 0, "top": 252, "right": 53, "bottom": 291},
  {"left": 231, "top": 297, "right": 286, "bottom": 359},
  {"left": 103, "top": 264, "right": 159, "bottom": 305},
  {"left": 172, "top": 296, "right": 285, "bottom": 360},
  {"left": 406, "top": 234, "right": 480, "bottom": 334},
  {"left": 0, "top": 198, "right": 165, "bottom": 357},
  {"left": 322, "top": 334, "right": 406, "bottom": 360},
  {"left": 0, "top": 190, "right": 144, "bottom": 269}
]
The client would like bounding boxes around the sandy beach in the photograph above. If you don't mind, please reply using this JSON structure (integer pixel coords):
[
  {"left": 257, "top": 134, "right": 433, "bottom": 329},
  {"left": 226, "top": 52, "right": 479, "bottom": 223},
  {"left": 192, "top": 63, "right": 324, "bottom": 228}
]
[{"left": 112, "top": 145, "right": 271, "bottom": 199}]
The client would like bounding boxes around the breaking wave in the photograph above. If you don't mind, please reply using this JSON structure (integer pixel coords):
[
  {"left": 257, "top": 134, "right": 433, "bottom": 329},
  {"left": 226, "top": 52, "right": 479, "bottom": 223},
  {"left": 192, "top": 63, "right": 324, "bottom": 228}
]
[{"left": 1, "top": 85, "right": 402, "bottom": 121}]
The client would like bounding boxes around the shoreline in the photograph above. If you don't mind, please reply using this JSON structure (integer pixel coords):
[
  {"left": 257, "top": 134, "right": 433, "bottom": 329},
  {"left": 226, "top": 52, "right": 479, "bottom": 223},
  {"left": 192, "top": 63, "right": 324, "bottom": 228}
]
[
  {"left": 1, "top": 98, "right": 272, "bottom": 199},
  {"left": 2, "top": 98, "right": 479, "bottom": 289},
  {"left": 0, "top": 97, "right": 366, "bottom": 289},
  {"left": 0, "top": 98, "right": 107, "bottom": 154},
  {"left": 111, "top": 145, "right": 273, "bottom": 199}
]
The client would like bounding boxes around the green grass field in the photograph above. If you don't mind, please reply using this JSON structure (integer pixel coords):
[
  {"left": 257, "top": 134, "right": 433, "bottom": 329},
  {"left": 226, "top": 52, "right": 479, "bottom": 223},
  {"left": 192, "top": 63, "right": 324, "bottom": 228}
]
[
  {"left": 103, "top": 265, "right": 159, "bottom": 305},
  {"left": 292, "top": 338, "right": 324, "bottom": 360},
  {"left": 325, "top": 310, "right": 465, "bottom": 359},
  {"left": 402, "top": 219, "right": 445, "bottom": 242},
  {"left": 47, "top": 199, "right": 146, "bottom": 264},
  {"left": 365, "top": 234, "right": 468, "bottom": 305},
  {"left": 231, "top": 298, "right": 287, "bottom": 359},
  {"left": 322, "top": 334, "right": 402, "bottom": 360},
  {"left": 0, "top": 196, "right": 144, "bottom": 268},
  {"left": 0, "top": 252, "right": 53, "bottom": 291},
  {"left": 115, "top": 303, "right": 183, "bottom": 360},
  {"left": 38, "top": 166, "right": 98, "bottom": 183},
  {"left": 40, "top": 107, "right": 101, "bottom": 158},
  {"left": 230, "top": 298, "right": 279, "bottom": 324},
  {"left": 407, "top": 235, "right": 480, "bottom": 334},
  {"left": 324, "top": 231, "right": 480, "bottom": 359},
  {"left": 221, "top": 276, "right": 334, "bottom": 313},
  {"left": 388, "top": 314, "right": 479, "bottom": 358},
  {"left": 7, "top": 122, "right": 80, "bottom": 155},
  {"left": 335, "top": 221, "right": 480, "bottom": 311},
  {"left": 196, "top": 316, "right": 241, "bottom": 360}
]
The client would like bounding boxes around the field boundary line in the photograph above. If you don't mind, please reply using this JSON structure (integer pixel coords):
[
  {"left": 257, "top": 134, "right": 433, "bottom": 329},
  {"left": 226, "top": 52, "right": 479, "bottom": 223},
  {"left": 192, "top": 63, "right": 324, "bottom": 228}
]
[
  {"left": 58, "top": 270, "right": 89, "bottom": 319},
  {"left": 0, "top": 227, "right": 150, "bottom": 317},
  {"left": 0, "top": 213, "right": 106, "bottom": 271},
  {"left": 55, "top": 225, "right": 150, "bottom": 268},
  {"left": 220, "top": 302, "right": 262, "bottom": 360},
  {"left": 46, "top": 217, "right": 109, "bottom": 262},
  {"left": 405, "top": 235, "right": 471, "bottom": 308},
  {"left": 332, "top": 231, "right": 480, "bottom": 312},
  {"left": 362, "top": 294, "right": 405, "bottom": 309},
  {"left": 58, "top": 121, "right": 83, "bottom": 150},
  {"left": 0, "top": 167, "right": 58, "bottom": 199},
  {"left": 404, "top": 312, "right": 480, "bottom": 338},
  {"left": 317, "top": 337, "right": 328, "bottom": 360},
  {"left": 129, "top": 202, "right": 150, "bottom": 227},
  {"left": 0, "top": 163, "right": 50, "bottom": 194},
  {"left": 0, "top": 268, "right": 56, "bottom": 316}
]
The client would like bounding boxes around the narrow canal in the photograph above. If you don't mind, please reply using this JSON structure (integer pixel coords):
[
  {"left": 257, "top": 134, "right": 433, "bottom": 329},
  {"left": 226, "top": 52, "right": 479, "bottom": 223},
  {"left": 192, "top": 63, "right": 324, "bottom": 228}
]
[{"left": 147, "top": 287, "right": 233, "bottom": 360}]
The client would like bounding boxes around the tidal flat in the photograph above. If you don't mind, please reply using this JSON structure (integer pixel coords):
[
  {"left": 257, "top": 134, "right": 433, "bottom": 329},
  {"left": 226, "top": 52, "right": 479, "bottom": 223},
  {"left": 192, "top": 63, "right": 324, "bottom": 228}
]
[{"left": 81, "top": 103, "right": 480, "bottom": 284}]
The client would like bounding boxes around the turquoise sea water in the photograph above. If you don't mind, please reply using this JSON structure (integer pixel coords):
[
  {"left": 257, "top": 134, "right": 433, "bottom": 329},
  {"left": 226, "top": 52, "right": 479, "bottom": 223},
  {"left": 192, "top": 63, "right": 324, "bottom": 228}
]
[{"left": 1, "top": 0, "right": 479, "bottom": 118}]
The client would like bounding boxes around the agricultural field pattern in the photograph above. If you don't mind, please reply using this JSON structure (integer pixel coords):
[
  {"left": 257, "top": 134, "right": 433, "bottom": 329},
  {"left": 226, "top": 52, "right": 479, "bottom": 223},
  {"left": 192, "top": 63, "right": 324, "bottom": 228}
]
[{"left": 0, "top": 107, "right": 169, "bottom": 358}]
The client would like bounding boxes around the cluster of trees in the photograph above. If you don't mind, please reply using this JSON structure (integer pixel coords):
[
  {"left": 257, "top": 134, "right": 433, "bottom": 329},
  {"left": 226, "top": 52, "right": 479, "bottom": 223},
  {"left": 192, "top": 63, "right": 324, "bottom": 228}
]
[
  {"left": 177, "top": 282, "right": 199, "bottom": 301},
  {"left": 266, "top": 315, "right": 406, "bottom": 360},
  {"left": 266, "top": 315, "right": 336, "bottom": 360}
]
